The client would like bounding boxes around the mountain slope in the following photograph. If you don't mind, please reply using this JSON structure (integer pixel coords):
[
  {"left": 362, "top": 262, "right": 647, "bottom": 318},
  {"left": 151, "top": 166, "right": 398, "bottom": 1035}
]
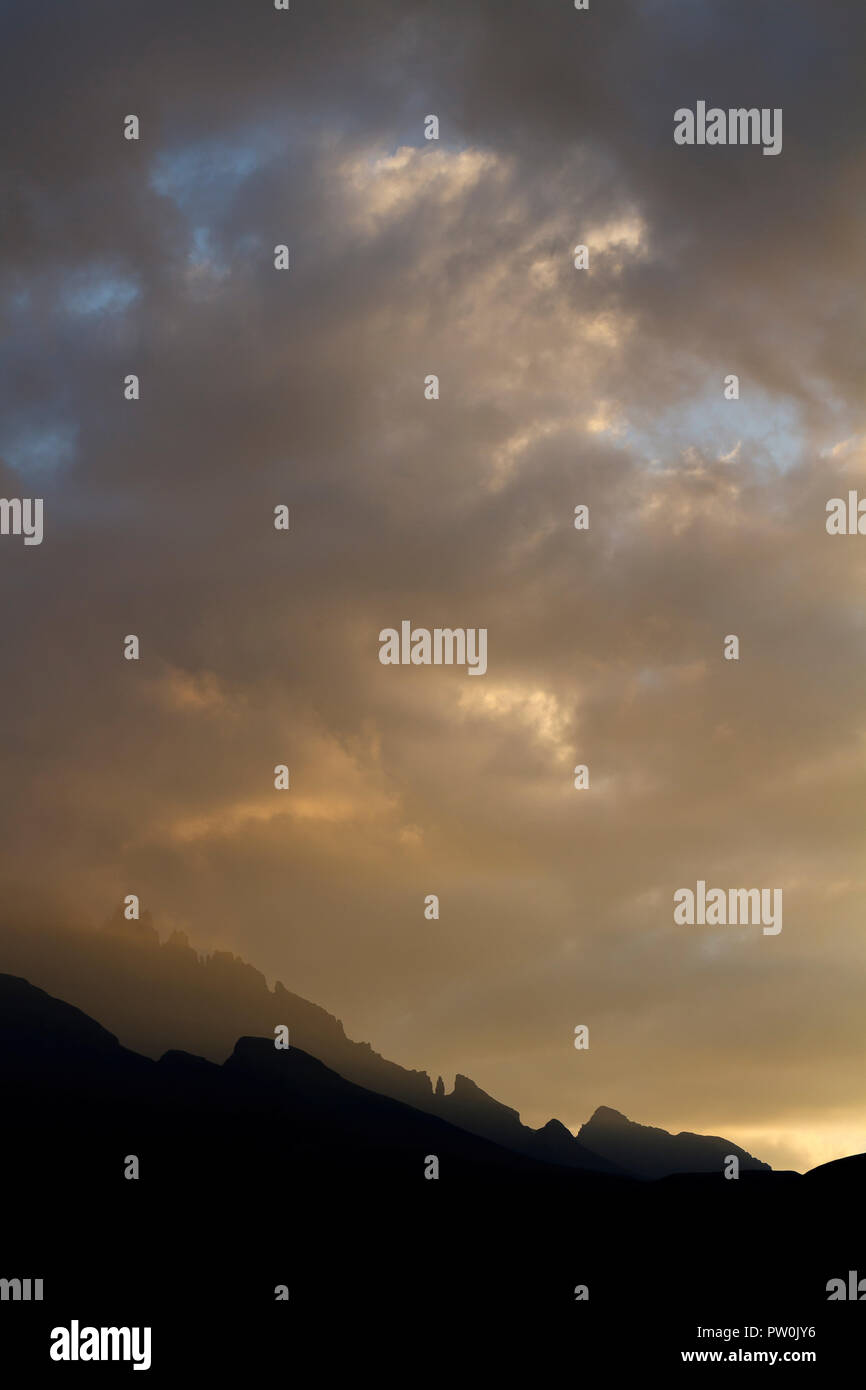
[
  {"left": 1, "top": 972, "right": 861, "bottom": 1377},
  {"left": 0, "top": 971, "right": 613, "bottom": 1191},
  {"left": 0, "top": 921, "right": 620, "bottom": 1171},
  {"left": 577, "top": 1104, "right": 771, "bottom": 1179},
  {"left": 0, "top": 923, "right": 770, "bottom": 1178}
]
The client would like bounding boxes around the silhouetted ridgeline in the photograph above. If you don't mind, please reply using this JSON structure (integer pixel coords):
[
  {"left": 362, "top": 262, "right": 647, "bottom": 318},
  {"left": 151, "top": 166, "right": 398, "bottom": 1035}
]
[
  {"left": 0, "top": 913, "right": 435, "bottom": 1105},
  {"left": 1, "top": 972, "right": 864, "bottom": 1376},
  {"left": 578, "top": 1105, "right": 770, "bottom": 1179},
  {"left": 0, "top": 916, "right": 767, "bottom": 1179}
]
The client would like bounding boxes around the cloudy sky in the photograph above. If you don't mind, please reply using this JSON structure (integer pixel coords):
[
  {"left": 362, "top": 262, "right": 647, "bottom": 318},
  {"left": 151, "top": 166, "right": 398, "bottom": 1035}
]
[{"left": 1, "top": 0, "right": 864, "bottom": 1171}]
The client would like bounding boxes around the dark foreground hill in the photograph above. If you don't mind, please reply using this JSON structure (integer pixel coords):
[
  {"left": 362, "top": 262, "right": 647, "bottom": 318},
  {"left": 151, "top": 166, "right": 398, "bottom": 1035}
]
[{"left": 0, "top": 974, "right": 864, "bottom": 1379}]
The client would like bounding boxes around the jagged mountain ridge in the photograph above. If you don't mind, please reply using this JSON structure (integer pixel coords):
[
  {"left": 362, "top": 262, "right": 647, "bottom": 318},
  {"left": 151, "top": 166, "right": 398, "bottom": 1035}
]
[
  {"left": 0, "top": 918, "right": 767, "bottom": 1177},
  {"left": 436, "top": 1072, "right": 623, "bottom": 1174},
  {"left": 0, "top": 971, "right": 603, "bottom": 1188}
]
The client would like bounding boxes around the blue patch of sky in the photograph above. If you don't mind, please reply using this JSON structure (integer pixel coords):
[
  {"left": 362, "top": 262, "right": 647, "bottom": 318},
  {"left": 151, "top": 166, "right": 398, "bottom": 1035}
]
[
  {"left": 62, "top": 268, "right": 140, "bottom": 318},
  {"left": 2, "top": 421, "right": 79, "bottom": 480},
  {"left": 150, "top": 124, "right": 286, "bottom": 215},
  {"left": 625, "top": 385, "right": 806, "bottom": 474},
  {"left": 188, "top": 224, "right": 220, "bottom": 271},
  {"left": 150, "top": 123, "right": 290, "bottom": 273}
]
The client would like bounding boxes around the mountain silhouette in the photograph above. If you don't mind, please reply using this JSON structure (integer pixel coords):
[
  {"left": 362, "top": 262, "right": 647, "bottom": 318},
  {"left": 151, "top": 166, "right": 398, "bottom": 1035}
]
[
  {"left": 436, "top": 1073, "right": 625, "bottom": 1174},
  {"left": 0, "top": 915, "right": 436, "bottom": 1106},
  {"left": 0, "top": 971, "right": 603, "bottom": 1189},
  {"left": 0, "top": 919, "right": 765, "bottom": 1180},
  {"left": 578, "top": 1104, "right": 771, "bottom": 1179},
  {"left": 1, "top": 972, "right": 863, "bottom": 1377}
]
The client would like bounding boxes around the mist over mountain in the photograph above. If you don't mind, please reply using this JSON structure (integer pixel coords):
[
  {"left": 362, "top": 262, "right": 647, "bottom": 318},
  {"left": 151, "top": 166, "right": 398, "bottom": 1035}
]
[
  {"left": 0, "top": 917, "right": 767, "bottom": 1178},
  {"left": 0, "top": 971, "right": 558, "bottom": 1184},
  {"left": 2, "top": 916, "right": 619, "bottom": 1170},
  {"left": 0, "top": 913, "right": 435, "bottom": 1104}
]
